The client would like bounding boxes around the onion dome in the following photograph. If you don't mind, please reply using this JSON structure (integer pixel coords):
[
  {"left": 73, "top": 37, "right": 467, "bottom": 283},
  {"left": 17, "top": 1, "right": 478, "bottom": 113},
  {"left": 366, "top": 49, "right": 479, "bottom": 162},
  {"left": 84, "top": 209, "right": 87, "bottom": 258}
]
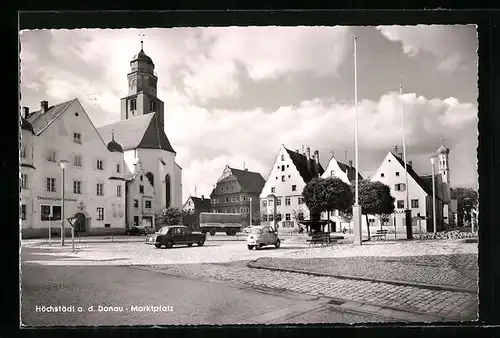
[
  {"left": 131, "top": 48, "right": 153, "bottom": 65},
  {"left": 107, "top": 131, "right": 123, "bottom": 153},
  {"left": 436, "top": 143, "right": 450, "bottom": 155}
]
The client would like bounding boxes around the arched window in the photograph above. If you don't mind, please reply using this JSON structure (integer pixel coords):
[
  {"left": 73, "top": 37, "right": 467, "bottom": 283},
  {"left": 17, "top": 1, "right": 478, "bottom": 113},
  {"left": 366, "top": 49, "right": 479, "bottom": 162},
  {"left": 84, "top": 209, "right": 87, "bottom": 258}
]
[
  {"left": 165, "top": 174, "right": 171, "bottom": 208},
  {"left": 146, "top": 172, "right": 154, "bottom": 187}
]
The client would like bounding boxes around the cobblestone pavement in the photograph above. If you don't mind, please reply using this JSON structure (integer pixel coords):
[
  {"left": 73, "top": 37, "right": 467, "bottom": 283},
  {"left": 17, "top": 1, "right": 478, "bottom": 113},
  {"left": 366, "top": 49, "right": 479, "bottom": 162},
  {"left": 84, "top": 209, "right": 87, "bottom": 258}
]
[
  {"left": 250, "top": 253, "right": 478, "bottom": 290},
  {"left": 141, "top": 261, "right": 478, "bottom": 321}
]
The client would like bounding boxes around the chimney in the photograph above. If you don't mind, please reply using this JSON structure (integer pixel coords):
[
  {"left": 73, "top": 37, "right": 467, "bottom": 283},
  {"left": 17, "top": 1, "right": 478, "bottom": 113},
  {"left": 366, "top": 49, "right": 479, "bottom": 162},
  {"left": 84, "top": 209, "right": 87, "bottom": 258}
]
[
  {"left": 22, "top": 107, "right": 29, "bottom": 119},
  {"left": 306, "top": 147, "right": 311, "bottom": 159},
  {"left": 296, "top": 149, "right": 300, "bottom": 153},
  {"left": 41, "top": 101, "right": 48, "bottom": 112},
  {"left": 349, "top": 160, "right": 353, "bottom": 168},
  {"left": 408, "top": 160, "right": 413, "bottom": 167},
  {"left": 201, "top": 194, "right": 204, "bottom": 200},
  {"left": 245, "top": 168, "right": 248, "bottom": 171}
]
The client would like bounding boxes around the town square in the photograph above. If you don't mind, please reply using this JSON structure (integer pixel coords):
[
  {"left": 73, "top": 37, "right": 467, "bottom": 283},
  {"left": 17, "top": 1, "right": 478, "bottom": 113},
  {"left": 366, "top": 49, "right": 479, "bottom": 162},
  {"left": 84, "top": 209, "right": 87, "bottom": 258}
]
[{"left": 19, "top": 24, "right": 478, "bottom": 326}]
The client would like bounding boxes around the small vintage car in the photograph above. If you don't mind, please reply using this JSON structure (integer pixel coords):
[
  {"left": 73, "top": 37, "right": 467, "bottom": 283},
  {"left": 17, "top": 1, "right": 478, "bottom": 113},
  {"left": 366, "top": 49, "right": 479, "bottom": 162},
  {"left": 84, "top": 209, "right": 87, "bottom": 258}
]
[
  {"left": 126, "top": 225, "right": 151, "bottom": 236},
  {"left": 145, "top": 225, "right": 206, "bottom": 249},
  {"left": 246, "top": 225, "right": 281, "bottom": 250}
]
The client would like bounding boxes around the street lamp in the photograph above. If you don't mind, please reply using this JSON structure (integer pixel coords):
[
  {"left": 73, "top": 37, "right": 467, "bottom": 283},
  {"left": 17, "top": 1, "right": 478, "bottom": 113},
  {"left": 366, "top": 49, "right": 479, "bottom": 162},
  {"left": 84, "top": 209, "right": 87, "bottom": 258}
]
[
  {"left": 352, "top": 35, "right": 363, "bottom": 245},
  {"left": 430, "top": 156, "right": 437, "bottom": 234},
  {"left": 59, "top": 159, "right": 69, "bottom": 246},
  {"left": 249, "top": 197, "right": 253, "bottom": 226}
]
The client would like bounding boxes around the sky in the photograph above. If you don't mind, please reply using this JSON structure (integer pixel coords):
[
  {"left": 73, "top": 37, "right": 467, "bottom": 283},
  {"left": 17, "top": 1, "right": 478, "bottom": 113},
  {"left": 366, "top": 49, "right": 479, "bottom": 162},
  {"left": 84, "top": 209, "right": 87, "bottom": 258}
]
[{"left": 20, "top": 25, "right": 478, "bottom": 200}]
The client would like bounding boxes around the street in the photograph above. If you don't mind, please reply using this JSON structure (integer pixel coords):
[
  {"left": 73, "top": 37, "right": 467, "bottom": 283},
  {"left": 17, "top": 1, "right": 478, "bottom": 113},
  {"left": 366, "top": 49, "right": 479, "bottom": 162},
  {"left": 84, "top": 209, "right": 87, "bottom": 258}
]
[
  {"left": 20, "top": 235, "right": 478, "bottom": 326},
  {"left": 21, "top": 247, "right": 387, "bottom": 326}
]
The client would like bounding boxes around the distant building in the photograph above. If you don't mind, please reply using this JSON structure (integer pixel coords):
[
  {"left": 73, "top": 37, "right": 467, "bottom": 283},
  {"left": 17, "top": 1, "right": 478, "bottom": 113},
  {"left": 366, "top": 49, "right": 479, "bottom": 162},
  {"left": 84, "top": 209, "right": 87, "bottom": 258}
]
[
  {"left": 124, "top": 163, "right": 156, "bottom": 229},
  {"left": 260, "top": 145, "right": 324, "bottom": 231},
  {"left": 182, "top": 195, "right": 212, "bottom": 230},
  {"left": 210, "top": 165, "right": 265, "bottom": 226},
  {"left": 370, "top": 149, "right": 446, "bottom": 233}
]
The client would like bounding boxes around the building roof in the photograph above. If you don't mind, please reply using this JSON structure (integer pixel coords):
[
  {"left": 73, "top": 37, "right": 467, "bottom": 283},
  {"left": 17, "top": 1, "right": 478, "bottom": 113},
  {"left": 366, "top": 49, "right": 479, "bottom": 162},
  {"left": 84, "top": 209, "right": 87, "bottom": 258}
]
[
  {"left": 97, "top": 113, "right": 176, "bottom": 153},
  {"left": 437, "top": 144, "right": 450, "bottom": 155},
  {"left": 26, "top": 99, "right": 76, "bottom": 135},
  {"left": 421, "top": 175, "right": 444, "bottom": 201},
  {"left": 188, "top": 196, "right": 212, "bottom": 211},
  {"left": 21, "top": 118, "right": 34, "bottom": 133},
  {"left": 285, "top": 147, "right": 324, "bottom": 183},
  {"left": 106, "top": 132, "right": 124, "bottom": 153},
  {"left": 336, "top": 159, "right": 364, "bottom": 182},
  {"left": 391, "top": 152, "right": 441, "bottom": 200},
  {"left": 228, "top": 167, "right": 266, "bottom": 194},
  {"left": 132, "top": 49, "right": 153, "bottom": 65}
]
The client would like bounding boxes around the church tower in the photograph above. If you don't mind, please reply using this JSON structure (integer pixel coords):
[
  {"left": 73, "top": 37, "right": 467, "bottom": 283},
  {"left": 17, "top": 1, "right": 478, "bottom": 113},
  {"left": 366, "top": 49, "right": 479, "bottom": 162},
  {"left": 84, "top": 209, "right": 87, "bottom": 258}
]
[
  {"left": 436, "top": 139, "right": 450, "bottom": 185},
  {"left": 120, "top": 41, "right": 165, "bottom": 129}
]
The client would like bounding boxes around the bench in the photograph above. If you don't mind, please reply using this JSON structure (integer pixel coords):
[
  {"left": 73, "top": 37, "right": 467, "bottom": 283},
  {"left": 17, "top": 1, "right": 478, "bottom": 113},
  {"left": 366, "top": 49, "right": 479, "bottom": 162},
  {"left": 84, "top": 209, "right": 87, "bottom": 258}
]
[
  {"left": 306, "top": 233, "right": 331, "bottom": 246},
  {"left": 371, "top": 229, "right": 388, "bottom": 240}
]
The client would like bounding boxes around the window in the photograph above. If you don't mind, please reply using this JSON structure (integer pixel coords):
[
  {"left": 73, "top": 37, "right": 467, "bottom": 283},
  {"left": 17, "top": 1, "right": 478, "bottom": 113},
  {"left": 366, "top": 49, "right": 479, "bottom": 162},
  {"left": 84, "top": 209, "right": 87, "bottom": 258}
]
[
  {"left": 225, "top": 197, "right": 229, "bottom": 203},
  {"left": 96, "top": 207, "right": 104, "bottom": 220},
  {"left": 268, "top": 199, "right": 273, "bottom": 205},
  {"left": 96, "top": 183, "right": 104, "bottom": 196},
  {"left": 262, "top": 214, "right": 268, "bottom": 222},
  {"left": 285, "top": 197, "right": 291, "bottom": 206},
  {"left": 73, "top": 132, "right": 82, "bottom": 144},
  {"left": 41, "top": 205, "right": 51, "bottom": 221},
  {"left": 276, "top": 213, "right": 282, "bottom": 221},
  {"left": 288, "top": 175, "right": 291, "bottom": 178},
  {"left": 105, "top": 223, "right": 111, "bottom": 228},
  {"left": 149, "top": 100, "right": 157, "bottom": 112},
  {"left": 140, "top": 175, "right": 143, "bottom": 181},
  {"left": 396, "top": 171, "right": 400, "bottom": 177},
  {"left": 411, "top": 199, "right": 419, "bottom": 208},
  {"left": 139, "top": 185, "right": 144, "bottom": 194},
  {"left": 281, "top": 155, "right": 285, "bottom": 161},
  {"left": 298, "top": 197, "right": 304, "bottom": 205},
  {"left": 292, "top": 185, "right": 297, "bottom": 191},
  {"left": 276, "top": 198, "right": 282, "bottom": 206},
  {"left": 74, "top": 155, "right": 82, "bottom": 167},
  {"left": 395, "top": 183, "right": 406, "bottom": 191},
  {"left": 134, "top": 199, "right": 139, "bottom": 208},
  {"left": 47, "top": 150, "right": 56, "bottom": 162},
  {"left": 231, "top": 196, "right": 235, "bottom": 202},
  {"left": 21, "top": 173, "right": 28, "bottom": 189},
  {"left": 285, "top": 213, "right": 291, "bottom": 221},
  {"left": 145, "top": 200, "right": 152, "bottom": 209},
  {"left": 117, "top": 185, "right": 122, "bottom": 197},
  {"left": 287, "top": 165, "right": 289, "bottom": 168},
  {"left": 130, "top": 99, "right": 137, "bottom": 111},
  {"left": 21, "top": 204, "right": 26, "bottom": 220},
  {"left": 116, "top": 164, "right": 121, "bottom": 173},
  {"left": 242, "top": 195, "right": 247, "bottom": 201},
  {"left": 96, "top": 160, "right": 103, "bottom": 170},
  {"left": 381, "top": 173, "right": 385, "bottom": 177},
  {"left": 46, "top": 178, "right": 56, "bottom": 192},
  {"left": 20, "top": 145, "right": 27, "bottom": 158},
  {"left": 269, "top": 214, "right": 274, "bottom": 222},
  {"left": 271, "top": 187, "right": 275, "bottom": 193},
  {"left": 397, "top": 200, "right": 405, "bottom": 209},
  {"left": 73, "top": 180, "right": 82, "bottom": 194},
  {"left": 281, "top": 175, "right": 285, "bottom": 182},
  {"left": 52, "top": 206, "right": 61, "bottom": 220},
  {"left": 236, "top": 195, "right": 240, "bottom": 202},
  {"left": 281, "top": 165, "right": 285, "bottom": 172},
  {"left": 262, "top": 200, "right": 267, "bottom": 207}
]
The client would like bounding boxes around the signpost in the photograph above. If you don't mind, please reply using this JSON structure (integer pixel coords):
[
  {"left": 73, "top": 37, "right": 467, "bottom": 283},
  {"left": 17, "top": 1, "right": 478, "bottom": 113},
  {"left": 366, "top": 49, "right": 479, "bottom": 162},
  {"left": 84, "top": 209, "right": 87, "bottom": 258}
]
[{"left": 67, "top": 217, "right": 77, "bottom": 253}]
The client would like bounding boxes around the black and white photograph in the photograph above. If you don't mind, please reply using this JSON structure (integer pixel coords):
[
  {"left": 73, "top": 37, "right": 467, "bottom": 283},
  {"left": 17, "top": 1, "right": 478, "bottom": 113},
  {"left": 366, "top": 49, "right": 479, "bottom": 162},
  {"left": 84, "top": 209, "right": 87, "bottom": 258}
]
[{"left": 19, "top": 24, "right": 479, "bottom": 326}]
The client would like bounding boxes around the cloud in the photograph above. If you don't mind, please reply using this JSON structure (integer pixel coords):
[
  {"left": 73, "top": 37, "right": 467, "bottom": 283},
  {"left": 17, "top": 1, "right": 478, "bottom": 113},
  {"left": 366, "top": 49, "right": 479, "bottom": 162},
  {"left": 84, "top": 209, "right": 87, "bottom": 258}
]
[
  {"left": 166, "top": 93, "right": 477, "bottom": 199},
  {"left": 376, "top": 25, "right": 476, "bottom": 72}
]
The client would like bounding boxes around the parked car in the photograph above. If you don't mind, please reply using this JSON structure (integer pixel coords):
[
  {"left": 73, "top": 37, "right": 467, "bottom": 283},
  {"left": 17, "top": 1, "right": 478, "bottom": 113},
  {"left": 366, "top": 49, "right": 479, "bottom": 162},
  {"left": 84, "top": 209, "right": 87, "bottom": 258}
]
[
  {"left": 145, "top": 225, "right": 206, "bottom": 249},
  {"left": 126, "top": 225, "right": 150, "bottom": 236},
  {"left": 246, "top": 225, "right": 280, "bottom": 250}
]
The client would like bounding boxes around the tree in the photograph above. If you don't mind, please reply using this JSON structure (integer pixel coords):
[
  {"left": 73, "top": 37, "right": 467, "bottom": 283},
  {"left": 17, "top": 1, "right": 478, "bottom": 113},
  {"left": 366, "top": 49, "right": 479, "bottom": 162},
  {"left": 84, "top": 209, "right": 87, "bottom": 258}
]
[
  {"left": 302, "top": 177, "right": 354, "bottom": 221},
  {"left": 353, "top": 180, "right": 395, "bottom": 240},
  {"left": 453, "top": 187, "right": 478, "bottom": 226},
  {"left": 156, "top": 207, "right": 189, "bottom": 226}
]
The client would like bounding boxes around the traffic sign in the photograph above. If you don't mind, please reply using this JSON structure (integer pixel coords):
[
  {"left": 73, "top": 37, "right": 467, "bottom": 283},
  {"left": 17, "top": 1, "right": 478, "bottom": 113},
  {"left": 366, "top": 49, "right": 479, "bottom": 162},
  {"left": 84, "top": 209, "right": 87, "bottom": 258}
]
[{"left": 67, "top": 217, "right": 77, "bottom": 227}]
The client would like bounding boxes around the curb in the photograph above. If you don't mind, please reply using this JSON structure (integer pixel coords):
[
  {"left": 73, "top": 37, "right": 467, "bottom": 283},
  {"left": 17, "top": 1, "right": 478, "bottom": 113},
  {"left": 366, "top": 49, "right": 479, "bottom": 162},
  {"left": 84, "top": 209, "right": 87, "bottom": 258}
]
[{"left": 247, "top": 261, "right": 477, "bottom": 294}]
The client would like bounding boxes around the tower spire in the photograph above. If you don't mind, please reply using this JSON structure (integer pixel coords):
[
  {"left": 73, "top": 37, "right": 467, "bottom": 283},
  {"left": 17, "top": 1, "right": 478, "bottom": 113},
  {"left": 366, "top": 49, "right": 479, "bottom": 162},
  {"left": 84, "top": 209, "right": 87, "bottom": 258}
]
[
  {"left": 111, "top": 129, "right": 115, "bottom": 141},
  {"left": 139, "top": 33, "right": 145, "bottom": 50}
]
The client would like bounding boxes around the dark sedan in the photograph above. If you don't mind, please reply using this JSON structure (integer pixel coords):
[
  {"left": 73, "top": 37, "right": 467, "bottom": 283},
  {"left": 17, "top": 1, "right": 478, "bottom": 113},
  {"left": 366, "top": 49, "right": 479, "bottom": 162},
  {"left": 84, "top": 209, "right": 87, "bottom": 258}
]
[
  {"left": 145, "top": 225, "right": 206, "bottom": 249},
  {"left": 126, "top": 225, "right": 151, "bottom": 236}
]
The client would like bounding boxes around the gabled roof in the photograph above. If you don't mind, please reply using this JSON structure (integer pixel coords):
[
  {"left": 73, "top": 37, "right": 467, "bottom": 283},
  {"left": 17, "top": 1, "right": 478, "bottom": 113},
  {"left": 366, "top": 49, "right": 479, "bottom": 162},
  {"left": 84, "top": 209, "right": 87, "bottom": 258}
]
[
  {"left": 26, "top": 99, "right": 76, "bottom": 135},
  {"left": 98, "top": 113, "right": 175, "bottom": 153},
  {"left": 228, "top": 168, "right": 266, "bottom": 194},
  {"left": 285, "top": 147, "right": 324, "bottom": 183},
  {"left": 421, "top": 175, "right": 444, "bottom": 202},
  {"left": 188, "top": 196, "right": 212, "bottom": 211},
  {"left": 21, "top": 118, "right": 34, "bottom": 134},
  {"left": 336, "top": 159, "right": 364, "bottom": 182},
  {"left": 391, "top": 152, "right": 441, "bottom": 200}
]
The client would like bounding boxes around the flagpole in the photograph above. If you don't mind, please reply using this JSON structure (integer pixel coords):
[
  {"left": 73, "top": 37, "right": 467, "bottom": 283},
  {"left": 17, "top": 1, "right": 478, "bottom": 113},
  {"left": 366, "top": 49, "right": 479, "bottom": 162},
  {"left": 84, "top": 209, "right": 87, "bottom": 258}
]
[
  {"left": 353, "top": 35, "right": 362, "bottom": 245},
  {"left": 399, "top": 85, "right": 412, "bottom": 239}
]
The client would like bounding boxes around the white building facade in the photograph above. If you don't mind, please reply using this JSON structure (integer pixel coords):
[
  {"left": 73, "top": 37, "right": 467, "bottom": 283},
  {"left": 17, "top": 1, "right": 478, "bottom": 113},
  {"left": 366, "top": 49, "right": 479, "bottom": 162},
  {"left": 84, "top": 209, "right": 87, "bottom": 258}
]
[
  {"left": 259, "top": 145, "right": 323, "bottom": 232},
  {"left": 21, "top": 99, "right": 126, "bottom": 238}
]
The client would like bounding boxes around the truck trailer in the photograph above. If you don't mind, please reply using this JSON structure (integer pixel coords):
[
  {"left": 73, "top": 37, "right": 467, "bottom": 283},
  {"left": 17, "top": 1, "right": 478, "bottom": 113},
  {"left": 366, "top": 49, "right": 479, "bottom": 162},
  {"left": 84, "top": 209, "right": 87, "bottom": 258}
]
[{"left": 199, "top": 212, "right": 243, "bottom": 236}]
